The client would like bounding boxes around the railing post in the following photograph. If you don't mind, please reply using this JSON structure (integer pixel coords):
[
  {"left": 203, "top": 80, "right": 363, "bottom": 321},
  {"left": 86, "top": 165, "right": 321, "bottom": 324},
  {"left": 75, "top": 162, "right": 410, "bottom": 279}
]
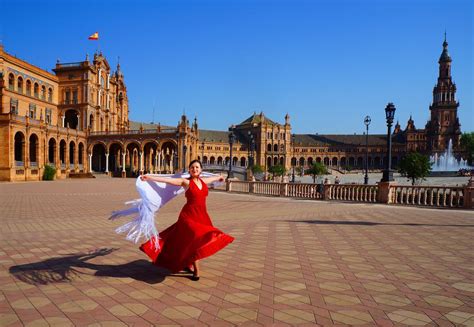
[
  {"left": 280, "top": 183, "right": 287, "bottom": 197},
  {"left": 226, "top": 179, "right": 232, "bottom": 192},
  {"left": 322, "top": 185, "right": 331, "bottom": 200},
  {"left": 377, "top": 181, "right": 396, "bottom": 204},
  {"left": 463, "top": 178, "right": 474, "bottom": 209}
]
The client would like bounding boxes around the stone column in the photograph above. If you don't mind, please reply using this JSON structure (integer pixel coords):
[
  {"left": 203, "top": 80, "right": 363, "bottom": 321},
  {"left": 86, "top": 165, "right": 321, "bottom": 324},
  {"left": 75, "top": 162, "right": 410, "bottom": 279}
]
[
  {"left": 139, "top": 151, "right": 144, "bottom": 174},
  {"left": 105, "top": 152, "right": 109, "bottom": 174},
  {"left": 89, "top": 154, "right": 92, "bottom": 173},
  {"left": 122, "top": 152, "right": 126, "bottom": 178}
]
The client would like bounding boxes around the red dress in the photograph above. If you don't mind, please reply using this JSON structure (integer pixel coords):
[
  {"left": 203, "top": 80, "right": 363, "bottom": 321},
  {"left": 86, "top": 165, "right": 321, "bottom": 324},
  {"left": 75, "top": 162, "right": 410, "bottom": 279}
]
[{"left": 140, "top": 178, "right": 234, "bottom": 273}]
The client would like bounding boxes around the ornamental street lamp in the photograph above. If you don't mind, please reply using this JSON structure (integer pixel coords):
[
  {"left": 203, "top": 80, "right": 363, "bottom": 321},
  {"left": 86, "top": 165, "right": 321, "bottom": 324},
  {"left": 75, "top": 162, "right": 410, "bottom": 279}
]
[
  {"left": 247, "top": 131, "right": 255, "bottom": 168},
  {"left": 175, "top": 130, "right": 180, "bottom": 172},
  {"left": 291, "top": 134, "right": 296, "bottom": 183},
  {"left": 364, "top": 116, "right": 371, "bottom": 185},
  {"left": 228, "top": 126, "right": 235, "bottom": 179},
  {"left": 182, "top": 144, "right": 187, "bottom": 173},
  {"left": 381, "top": 103, "right": 396, "bottom": 182},
  {"left": 201, "top": 140, "right": 205, "bottom": 164}
]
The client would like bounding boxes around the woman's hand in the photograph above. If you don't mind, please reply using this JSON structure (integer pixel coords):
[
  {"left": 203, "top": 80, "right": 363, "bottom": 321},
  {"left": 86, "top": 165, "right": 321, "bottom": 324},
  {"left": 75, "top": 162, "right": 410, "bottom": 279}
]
[
  {"left": 140, "top": 175, "right": 149, "bottom": 181},
  {"left": 218, "top": 175, "right": 225, "bottom": 182}
]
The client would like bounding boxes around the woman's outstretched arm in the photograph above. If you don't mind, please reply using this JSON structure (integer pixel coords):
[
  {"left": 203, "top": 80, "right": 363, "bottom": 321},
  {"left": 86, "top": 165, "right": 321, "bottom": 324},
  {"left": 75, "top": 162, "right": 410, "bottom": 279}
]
[
  {"left": 201, "top": 175, "right": 225, "bottom": 185},
  {"left": 140, "top": 174, "right": 189, "bottom": 187}
]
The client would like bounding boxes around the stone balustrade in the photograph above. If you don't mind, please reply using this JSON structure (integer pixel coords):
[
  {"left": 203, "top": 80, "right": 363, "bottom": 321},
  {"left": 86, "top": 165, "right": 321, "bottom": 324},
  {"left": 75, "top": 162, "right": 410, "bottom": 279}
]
[
  {"left": 222, "top": 179, "right": 474, "bottom": 209},
  {"left": 326, "top": 184, "right": 378, "bottom": 203},
  {"left": 390, "top": 185, "right": 464, "bottom": 208}
]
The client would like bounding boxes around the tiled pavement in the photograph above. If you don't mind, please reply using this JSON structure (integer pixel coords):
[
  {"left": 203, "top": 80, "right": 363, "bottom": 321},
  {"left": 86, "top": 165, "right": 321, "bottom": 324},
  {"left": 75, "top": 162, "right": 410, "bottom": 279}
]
[{"left": 0, "top": 179, "right": 473, "bottom": 326}]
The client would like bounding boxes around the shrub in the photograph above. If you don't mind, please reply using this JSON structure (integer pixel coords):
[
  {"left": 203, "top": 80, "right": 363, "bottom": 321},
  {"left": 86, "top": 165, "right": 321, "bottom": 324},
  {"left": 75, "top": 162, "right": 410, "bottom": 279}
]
[{"left": 43, "top": 165, "right": 56, "bottom": 181}]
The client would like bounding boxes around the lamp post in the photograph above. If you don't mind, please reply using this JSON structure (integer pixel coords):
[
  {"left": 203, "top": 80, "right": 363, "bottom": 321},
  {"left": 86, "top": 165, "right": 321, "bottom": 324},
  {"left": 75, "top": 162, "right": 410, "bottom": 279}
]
[
  {"left": 175, "top": 130, "right": 179, "bottom": 172},
  {"left": 381, "top": 103, "right": 396, "bottom": 182},
  {"left": 182, "top": 144, "right": 187, "bottom": 173},
  {"left": 228, "top": 126, "right": 235, "bottom": 179},
  {"left": 250, "top": 137, "right": 255, "bottom": 168},
  {"left": 291, "top": 134, "right": 295, "bottom": 183},
  {"left": 364, "top": 116, "right": 371, "bottom": 184},
  {"left": 201, "top": 140, "right": 205, "bottom": 164}
]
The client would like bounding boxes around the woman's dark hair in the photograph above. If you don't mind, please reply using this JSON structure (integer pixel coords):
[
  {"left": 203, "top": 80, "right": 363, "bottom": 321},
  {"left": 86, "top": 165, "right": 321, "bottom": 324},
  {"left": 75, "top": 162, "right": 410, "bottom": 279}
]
[{"left": 189, "top": 159, "right": 202, "bottom": 169}]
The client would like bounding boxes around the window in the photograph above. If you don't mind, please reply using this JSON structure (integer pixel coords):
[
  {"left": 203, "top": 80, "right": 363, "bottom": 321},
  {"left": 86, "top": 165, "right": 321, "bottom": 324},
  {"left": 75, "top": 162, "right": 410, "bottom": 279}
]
[
  {"left": 10, "top": 99, "right": 18, "bottom": 114},
  {"left": 8, "top": 73, "right": 14, "bottom": 91},
  {"left": 34, "top": 83, "right": 39, "bottom": 98},
  {"left": 17, "top": 77, "right": 23, "bottom": 94},
  {"left": 29, "top": 104, "right": 37, "bottom": 119},
  {"left": 48, "top": 88, "right": 53, "bottom": 102},
  {"left": 73, "top": 90, "right": 78, "bottom": 104},
  {"left": 65, "top": 90, "right": 70, "bottom": 104},
  {"left": 41, "top": 85, "right": 46, "bottom": 100},
  {"left": 26, "top": 80, "right": 32, "bottom": 96},
  {"left": 45, "top": 108, "right": 52, "bottom": 125}
]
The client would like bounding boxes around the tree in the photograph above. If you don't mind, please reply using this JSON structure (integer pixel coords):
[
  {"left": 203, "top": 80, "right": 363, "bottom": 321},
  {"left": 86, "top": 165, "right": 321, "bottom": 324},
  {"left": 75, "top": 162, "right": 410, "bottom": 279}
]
[
  {"left": 460, "top": 132, "right": 474, "bottom": 165},
  {"left": 306, "top": 162, "right": 328, "bottom": 183},
  {"left": 398, "top": 152, "right": 432, "bottom": 185},
  {"left": 268, "top": 164, "right": 286, "bottom": 179},
  {"left": 251, "top": 164, "right": 264, "bottom": 174}
]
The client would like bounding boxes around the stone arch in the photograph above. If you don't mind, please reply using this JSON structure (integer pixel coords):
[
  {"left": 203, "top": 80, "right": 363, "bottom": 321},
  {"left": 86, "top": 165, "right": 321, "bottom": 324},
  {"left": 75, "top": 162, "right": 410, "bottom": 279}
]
[
  {"left": 29, "top": 133, "right": 39, "bottom": 165},
  {"left": 78, "top": 142, "right": 84, "bottom": 166},
  {"left": 92, "top": 143, "right": 107, "bottom": 172},
  {"left": 65, "top": 109, "right": 79, "bottom": 129},
  {"left": 323, "top": 157, "right": 330, "bottom": 166},
  {"left": 267, "top": 157, "right": 272, "bottom": 168},
  {"left": 14, "top": 131, "right": 25, "bottom": 164},
  {"left": 48, "top": 137, "right": 57, "bottom": 164},
  {"left": 217, "top": 157, "right": 223, "bottom": 165},
  {"left": 69, "top": 141, "right": 76, "bottom": 169},
  {"left": 332, "top": 157, "right": 338, "bottom": 166},
  {"left": 59, "top": 139, "right": 67, "bottom": 166},
  {"left": 299, "top": 157, "right": 305, "bottom": 166},
  {"left": 307, "top": 157, "right": 314, "bottom": 166},
  {"left": 291, "top": 157, "right": 297, "bottom": 166},
  {"left": 210, "top": 156, "right": 215, "bottom": 165},
  {"left": 160, "top": 141, "right": 178, "bottom": 173},
  {"left": 279, "top": 157, "right": 284, "bottom": 165},
  {"left": 240, "top": 157, "right": 246, "bottom": 167}
]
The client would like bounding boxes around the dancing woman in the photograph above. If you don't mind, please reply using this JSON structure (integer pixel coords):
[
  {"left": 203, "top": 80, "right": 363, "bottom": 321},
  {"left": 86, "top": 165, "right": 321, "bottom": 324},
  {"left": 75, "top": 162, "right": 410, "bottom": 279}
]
[{"left": 139, "top": 160, "right": 234, "bottom": 281}]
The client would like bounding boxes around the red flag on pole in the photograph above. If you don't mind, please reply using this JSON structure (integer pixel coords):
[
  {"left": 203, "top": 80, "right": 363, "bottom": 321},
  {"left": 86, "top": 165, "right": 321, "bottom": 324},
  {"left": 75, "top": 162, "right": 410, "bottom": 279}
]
[{"left": 88, "top": 32, "right": 99, "bottom": 40}]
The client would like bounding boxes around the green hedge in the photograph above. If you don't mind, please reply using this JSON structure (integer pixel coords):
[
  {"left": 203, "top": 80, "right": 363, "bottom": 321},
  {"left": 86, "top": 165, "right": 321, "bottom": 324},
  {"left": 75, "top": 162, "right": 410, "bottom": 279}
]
[{"left": 43, "top": 165, "right": 56, "bottom": 181}]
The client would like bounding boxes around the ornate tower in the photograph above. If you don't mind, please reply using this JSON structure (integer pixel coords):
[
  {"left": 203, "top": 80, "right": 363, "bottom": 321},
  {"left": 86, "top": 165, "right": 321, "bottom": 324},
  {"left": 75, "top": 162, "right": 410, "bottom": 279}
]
[{"left": 426, "top": 34, "right": 461, "bottom": 153}]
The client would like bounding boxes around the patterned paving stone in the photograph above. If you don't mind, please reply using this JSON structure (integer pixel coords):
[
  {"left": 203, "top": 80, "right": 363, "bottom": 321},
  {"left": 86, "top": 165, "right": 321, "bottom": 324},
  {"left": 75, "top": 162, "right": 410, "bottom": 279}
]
[{"left": 0, "top": 179, "right": 473, "bottom": 325}]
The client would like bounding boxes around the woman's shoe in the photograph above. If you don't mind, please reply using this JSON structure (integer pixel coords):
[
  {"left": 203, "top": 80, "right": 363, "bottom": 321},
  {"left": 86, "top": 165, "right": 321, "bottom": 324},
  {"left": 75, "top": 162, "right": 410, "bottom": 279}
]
[
  {"left": 183, "top": 267, "right": 193, "bottom": 274},
  {"left": 191, "top": 275, "right": 200, "bottom": 281}
]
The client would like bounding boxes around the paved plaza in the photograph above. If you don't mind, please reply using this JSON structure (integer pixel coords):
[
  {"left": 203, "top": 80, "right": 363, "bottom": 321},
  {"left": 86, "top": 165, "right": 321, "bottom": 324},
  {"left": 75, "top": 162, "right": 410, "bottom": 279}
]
[{"left": 0, "top": 178, "right": 473, "bottom": 326}]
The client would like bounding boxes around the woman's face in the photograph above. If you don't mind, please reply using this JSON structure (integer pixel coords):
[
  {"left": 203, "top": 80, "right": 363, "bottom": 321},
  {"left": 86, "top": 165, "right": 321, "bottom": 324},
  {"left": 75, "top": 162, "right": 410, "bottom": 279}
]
[{"left": 189, "top": 162, "right": 202, "bottom": 177}]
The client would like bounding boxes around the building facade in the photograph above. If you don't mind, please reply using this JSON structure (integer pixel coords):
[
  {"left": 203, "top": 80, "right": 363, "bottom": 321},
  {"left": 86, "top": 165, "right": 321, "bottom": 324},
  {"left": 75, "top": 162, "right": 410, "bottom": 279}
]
[{"left": 0, "top": 37, "right": 465, "bottom": 181}]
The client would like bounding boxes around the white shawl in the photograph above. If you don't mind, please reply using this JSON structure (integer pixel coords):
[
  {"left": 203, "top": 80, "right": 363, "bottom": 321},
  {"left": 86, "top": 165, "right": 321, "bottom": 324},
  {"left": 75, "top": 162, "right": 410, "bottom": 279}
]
[{"left": 109, "top": 172, "right": 224, "bottom": 249}]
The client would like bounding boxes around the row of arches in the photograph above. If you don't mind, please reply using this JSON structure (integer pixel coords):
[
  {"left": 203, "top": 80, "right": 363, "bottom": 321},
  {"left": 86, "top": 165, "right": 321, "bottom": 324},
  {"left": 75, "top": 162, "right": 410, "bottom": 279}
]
[
  {"left": 201, "top": 156, "right": 247, "bottom": 167},
  {"left": 89, "top": 140, "right": 181, "bottom": 175},
  {"left": 13, "top": 131, "right": 85, "bottom": 169},
  {"left": 289, "top": 156, "right": 399, "bottom": 168},
  {"left": 8, "top": 73, "right": 53, "bottom": 102}
]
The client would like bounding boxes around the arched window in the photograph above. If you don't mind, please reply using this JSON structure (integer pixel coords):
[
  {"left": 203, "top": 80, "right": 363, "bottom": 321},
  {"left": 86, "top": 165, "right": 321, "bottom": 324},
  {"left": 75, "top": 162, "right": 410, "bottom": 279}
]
[
  {"left": 8, "top": 74, "right": 14, "bottom": 90},
  {"left": 26, "top": 80, "right": 32, "bottom": 96},
  {"left": 41, "top": 85, "right": 46, "bottom": 100},
  {"left": 273, "top": 144, "right": 278, "bottom": 152},
  {"left": 48, "top": 88, "right": 53, "bottom": 102},
  {"left": 34, "top": 83, "right": 39, "bottom": 98},
  {"left": 267, "top": 144, "right": 272, "bottom": 152},
  {"left": 240, "top": 157, "right": 246, "bottom": 167},
  {"left": 17, "top": 77, "right": 23, "bottom": 93},
  {"left": 78, "top": 143, "right": 84, "bottom": 165}
]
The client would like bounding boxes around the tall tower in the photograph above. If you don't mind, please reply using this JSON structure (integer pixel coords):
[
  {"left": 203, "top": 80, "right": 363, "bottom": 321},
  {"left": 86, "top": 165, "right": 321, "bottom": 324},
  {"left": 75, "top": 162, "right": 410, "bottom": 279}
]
[{"left": 426, "top": 34, "right": 461, "bottom": 153}]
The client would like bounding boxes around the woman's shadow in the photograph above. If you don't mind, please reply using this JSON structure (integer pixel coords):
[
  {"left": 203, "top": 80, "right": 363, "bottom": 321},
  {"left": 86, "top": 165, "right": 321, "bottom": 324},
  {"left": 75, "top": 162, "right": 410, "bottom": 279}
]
[{"left": 9, "top": 248, "right": 185, "bottom": 286}]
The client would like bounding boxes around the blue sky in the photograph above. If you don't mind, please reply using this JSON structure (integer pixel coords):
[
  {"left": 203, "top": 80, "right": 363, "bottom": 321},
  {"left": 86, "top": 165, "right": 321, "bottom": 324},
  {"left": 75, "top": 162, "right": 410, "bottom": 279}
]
[{"left": 2, "top": 0, "right": 473, "bottom": 134}]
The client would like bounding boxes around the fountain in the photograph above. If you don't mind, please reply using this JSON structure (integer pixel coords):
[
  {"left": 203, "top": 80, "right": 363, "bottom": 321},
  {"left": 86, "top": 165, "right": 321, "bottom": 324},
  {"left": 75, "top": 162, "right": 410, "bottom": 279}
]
[{"left": 430, "top": 139, "right": 472, "bottom": 174}]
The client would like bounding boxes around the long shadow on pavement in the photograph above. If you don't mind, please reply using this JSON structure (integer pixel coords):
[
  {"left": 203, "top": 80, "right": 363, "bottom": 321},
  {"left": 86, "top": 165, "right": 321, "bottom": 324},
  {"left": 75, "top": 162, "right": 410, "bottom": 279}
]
[
  {"left": 290, "top": 220, "right": 474, "bottom": 227},
  {"left": 9, "top": 248, "right": 186, "bottom": 285}
]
